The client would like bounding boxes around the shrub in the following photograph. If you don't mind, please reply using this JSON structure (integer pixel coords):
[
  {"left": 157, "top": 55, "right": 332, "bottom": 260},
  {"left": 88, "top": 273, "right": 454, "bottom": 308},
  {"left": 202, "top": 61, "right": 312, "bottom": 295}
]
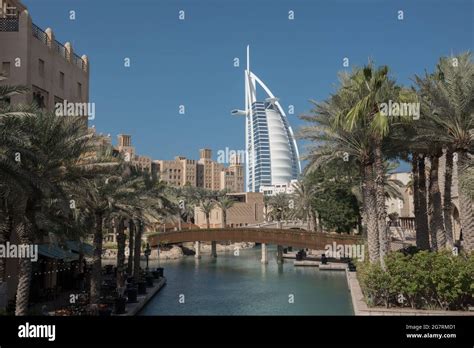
[{"left": 357, "top": 250, "right": 474, "bottom": 311}]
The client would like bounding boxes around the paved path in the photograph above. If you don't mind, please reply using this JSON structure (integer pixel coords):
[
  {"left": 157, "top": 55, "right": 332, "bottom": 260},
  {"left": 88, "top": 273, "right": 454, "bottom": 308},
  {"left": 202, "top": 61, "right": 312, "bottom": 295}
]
[{"left": 115, "top": 277, "right": 167, "bottom": 316}]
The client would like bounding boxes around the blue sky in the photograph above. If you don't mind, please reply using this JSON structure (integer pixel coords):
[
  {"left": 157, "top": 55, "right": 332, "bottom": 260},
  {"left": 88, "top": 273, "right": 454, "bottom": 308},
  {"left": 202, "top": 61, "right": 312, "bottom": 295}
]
[{"left": 23, "top": 0, "right": 473, "bottom": 171}]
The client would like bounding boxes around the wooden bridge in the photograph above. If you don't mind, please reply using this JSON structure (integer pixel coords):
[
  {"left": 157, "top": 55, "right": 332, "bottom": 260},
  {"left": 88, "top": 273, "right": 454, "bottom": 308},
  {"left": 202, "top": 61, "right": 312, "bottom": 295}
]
[{"left": 148, "top": 228, "right": 362, "bottom": 250}]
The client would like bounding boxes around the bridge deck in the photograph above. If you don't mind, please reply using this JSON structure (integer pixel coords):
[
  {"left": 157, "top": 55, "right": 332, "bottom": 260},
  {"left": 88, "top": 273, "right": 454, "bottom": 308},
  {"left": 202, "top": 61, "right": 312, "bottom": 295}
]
[{"left": 148, "top": 228, "right": 362, "bottom": 250}]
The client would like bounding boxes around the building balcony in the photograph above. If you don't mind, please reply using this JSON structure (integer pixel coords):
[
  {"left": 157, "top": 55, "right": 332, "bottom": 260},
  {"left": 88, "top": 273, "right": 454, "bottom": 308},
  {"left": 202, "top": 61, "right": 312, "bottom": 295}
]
[{"left": 0, "top": 17, "right": 18, "bottom": 31}]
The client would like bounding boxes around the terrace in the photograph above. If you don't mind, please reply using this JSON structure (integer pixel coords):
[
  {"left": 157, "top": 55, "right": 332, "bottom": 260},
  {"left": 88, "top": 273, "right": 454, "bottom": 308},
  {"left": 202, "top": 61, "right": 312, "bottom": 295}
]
[
  {"left": 0, "top": 15, "right": 87, "bottom": 72},
  {"left": 32, "top": 23, "right": 87, "bottom": 72}
]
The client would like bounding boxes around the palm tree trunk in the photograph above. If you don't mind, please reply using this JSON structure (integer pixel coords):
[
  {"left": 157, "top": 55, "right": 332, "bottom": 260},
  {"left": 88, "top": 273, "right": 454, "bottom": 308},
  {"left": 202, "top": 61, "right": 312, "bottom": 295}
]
[
  {"left": 443, "top": 149, "right": 454, "bottom": 248},
  {"left": 127, "top": 220, "right": 134, "bottom": 276},
  {"left": 90, "top": 211, "right": 103, "bottom": 305},
  {"left": 310, "top": 210, "right": 317, "bottom": 232},
  {"left": 315, "top": 211, "right": 323, "bottom": 233},
  {"left": 428, "top": 154, "right": 446, "bottom": 250},
  {"left": 374, "top": 143, "right": 388, "bottom": 267},
  {"left": 208, "top": 214, "right": 216, "bottom": 257},
  {"left": 458, "top": 151, "right": 474, "bottom": 253},
  {"left": 414, "top": 154, "right": 430, "bottom": 250},
  {"left": 0, "top": 210, "right": 11, "bottom": 282},
  {"left": 116, "top": 218, "right": 126, "bottom": 293},
  {"left": 133, "top": 220, "right": 142, "bottom": 282},
  {"left": 362, "top": 163, "right": 379, "bottom": 263},
  {"left": 14, "top": 217, "right": 32, "bottom": 316}
]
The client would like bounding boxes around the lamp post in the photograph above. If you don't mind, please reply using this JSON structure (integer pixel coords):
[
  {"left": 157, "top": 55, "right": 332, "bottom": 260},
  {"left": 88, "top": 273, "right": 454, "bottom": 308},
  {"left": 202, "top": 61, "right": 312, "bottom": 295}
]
[{"left": 144, "top": 243, "right": 151, "bottom": 272}]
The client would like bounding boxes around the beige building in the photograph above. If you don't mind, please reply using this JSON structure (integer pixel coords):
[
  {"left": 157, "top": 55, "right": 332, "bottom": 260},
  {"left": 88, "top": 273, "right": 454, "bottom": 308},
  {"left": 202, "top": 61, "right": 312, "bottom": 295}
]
[
  {"left": 220, "top": 155, "right": 244, "bottom": 192},
  {"left": 116, "top": 134, "right": 152, "bottom": 173},
  {"left": 194, "top": 192, "right": 264, "bottom": 228},
  {"left": 155, "top": 148, "right": 244, "bottom": 192},
  {"left": 197, "top": 148, "right": 223, "bottom": 190},
  {"left": 0, "top": 0, "right": 91, "bottom": 307},
  {"left": 154, "top": 157, "right": 189, "bottom": 187},
  {"left": 0, "top": 0, "right": 89, "bottom": 115},
  {"left": 386, "top": 172, "right": 415, "bottom": 219}
]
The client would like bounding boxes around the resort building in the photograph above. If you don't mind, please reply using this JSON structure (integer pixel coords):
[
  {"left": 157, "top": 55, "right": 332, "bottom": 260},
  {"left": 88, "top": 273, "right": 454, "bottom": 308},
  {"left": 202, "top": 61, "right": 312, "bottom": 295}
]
[
  {"left": 154, "top": 157, "right": 192, "bottom": 187},
  {"left": 220, "top": 155, "right": 245, "bottom": 193},
  {"left": 194, "top": 192, "right": 265, "bottom": 228},
  {"left": 116, "top": 134, "right": 152, "bottom": 173},
  {"left": 0, "top": 0, "right": 92, "bottom": 309},
  {"left": 114, "top": 134, "right": 244, "bottom": 191},
  {"left": 155, "top": 148, "right": 244, "bottom": 192},
  {"left": 0, "top": 0, "right": 89, "bottom": 117},
  {"left": 232, "top": 46, "right": 301, "bottom": 192}
]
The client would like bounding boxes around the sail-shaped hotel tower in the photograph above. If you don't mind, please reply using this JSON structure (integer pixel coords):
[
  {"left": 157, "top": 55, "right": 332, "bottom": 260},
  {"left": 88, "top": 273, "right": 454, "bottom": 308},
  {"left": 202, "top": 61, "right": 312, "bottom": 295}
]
[{"left": 232, "top": 46, "right": 301, "bottom": 193}]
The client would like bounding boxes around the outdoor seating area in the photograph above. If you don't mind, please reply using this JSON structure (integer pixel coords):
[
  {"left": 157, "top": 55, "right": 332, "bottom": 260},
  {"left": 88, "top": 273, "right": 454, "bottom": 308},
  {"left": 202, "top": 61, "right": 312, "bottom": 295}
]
[{"left": 28, "top": 264, "right": 165, "bottom": 316}]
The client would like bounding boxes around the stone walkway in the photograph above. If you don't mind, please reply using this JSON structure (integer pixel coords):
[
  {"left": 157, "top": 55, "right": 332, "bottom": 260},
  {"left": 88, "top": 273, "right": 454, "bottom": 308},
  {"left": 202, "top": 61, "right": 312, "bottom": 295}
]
[{"left": 115, "top": 277, "right": 167, "bottom": 316}]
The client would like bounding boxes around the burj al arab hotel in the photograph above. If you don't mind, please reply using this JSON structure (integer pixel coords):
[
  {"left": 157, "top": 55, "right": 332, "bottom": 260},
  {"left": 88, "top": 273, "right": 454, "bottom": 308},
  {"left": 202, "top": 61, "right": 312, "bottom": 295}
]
[{"left": 232, "top": 46, "right": 301, "bottom": 193}]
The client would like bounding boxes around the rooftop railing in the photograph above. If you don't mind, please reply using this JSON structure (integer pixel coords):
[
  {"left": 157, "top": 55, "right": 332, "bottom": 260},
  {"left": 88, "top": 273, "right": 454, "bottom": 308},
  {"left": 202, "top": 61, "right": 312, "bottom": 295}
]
[
  {"left": 32, "top": 23, "right": 87, "bottom": 72},
  {"left": 32, "top": 23, "right": 47, "bottom": 44},
  {"left": 0, "top": 17, "right": 19, "bottom": 31}
]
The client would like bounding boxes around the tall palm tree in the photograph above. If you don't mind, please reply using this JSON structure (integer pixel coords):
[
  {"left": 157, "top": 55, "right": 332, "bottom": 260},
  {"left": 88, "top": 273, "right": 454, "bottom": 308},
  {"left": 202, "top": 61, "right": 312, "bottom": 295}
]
[
  {"left": 268, "top": 193, "right": 291, "bottom": 226},
  {"left": 340, "top": 64, "right": 412, "bottom": 265},
  {"left": 0, "top": 80, "right": 32, "bottom": 285},
  {"left": 199, "top": 196, "right": 216, "bottom": 256},
  {"left": 200, "top": 198, "right": 216, "bottom": 229},
  {"left": 299, "top": 71, "right": 380, "bottom": 262},
  {"left": 290, "top": 180, "right": 316, "bottom": 231},
  {"left": 412, "top": 153, "right": 430, "bottom": 249},
  {"left": 216, "top": 192, "right": 235, "bottom": 228},
  {"left": 414, "top": 52, "right": 474, "bottom": 252},
  {"left": 8, "top": 110, "right": 110, "bottom": 315}
]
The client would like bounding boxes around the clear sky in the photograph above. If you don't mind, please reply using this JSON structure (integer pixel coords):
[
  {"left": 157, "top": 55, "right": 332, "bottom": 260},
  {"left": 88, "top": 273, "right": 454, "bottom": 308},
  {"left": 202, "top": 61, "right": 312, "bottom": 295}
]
[{"left": 23, "top": 0, "right": 473, "bottom": 171}]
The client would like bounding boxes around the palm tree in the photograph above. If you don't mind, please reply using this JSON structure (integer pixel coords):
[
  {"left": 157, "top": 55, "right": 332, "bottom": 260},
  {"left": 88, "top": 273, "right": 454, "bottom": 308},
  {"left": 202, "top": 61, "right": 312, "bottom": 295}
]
[
  {"left": 0, "top": 80, "right": 32, "bottom": 285},
  {"left": 200, "top": 198, "right": 216, "bottom": 229},
  {"left": 131, "top": 173, "right": 174, "bottom": 281},
  {"left": 414, "top": 52, "right": 474, "bottom": 252},
  {"left": 216, "top": 192, "right": 235, "bottom": 228},
  {"left": 299, "top": 71, "right": 380, "bottom": 262},
  {"left": 199, "top": 196, "right": 216, "bottom": 256},
  {"left": 290, "top": 180, "right": 316, "bottom": 231},
  {"left": 6, "top": 109, "right": 111, "bottom": 315},
  {"left": 340, "top": 64, "right": 413, "bottom": 265},
  {"left": 268, "top": 193, "right": 291, "bottom": 227},
  {"left": 263, "top": 195, "right": 271, "bottom": 222},
  {"left": 127, "top": 219, "right": 135, "bottom": 276},
  {"left": 390, "top": 117, "right": 431, "bottom": 250},
  {"left": 412, "top": 153, "right": 431, "bottom": 250}
]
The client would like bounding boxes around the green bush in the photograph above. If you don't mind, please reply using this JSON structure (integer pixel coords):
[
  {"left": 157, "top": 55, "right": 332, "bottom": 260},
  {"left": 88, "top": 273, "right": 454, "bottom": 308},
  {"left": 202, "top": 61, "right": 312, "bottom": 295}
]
[{"left": 357, "top": 250, "right": 474, "bottom": 310}]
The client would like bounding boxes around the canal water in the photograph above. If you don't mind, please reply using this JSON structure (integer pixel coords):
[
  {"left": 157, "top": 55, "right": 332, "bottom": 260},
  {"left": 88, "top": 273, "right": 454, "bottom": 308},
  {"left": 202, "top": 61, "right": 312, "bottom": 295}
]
[{"left": 138, "top": 245, "right": 354, "bottom": 315}]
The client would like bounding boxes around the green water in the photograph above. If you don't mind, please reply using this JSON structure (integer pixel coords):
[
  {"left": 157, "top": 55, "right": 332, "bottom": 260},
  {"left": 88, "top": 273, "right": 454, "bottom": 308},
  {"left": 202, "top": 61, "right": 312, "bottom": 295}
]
[{"left": 139, "top": 245, "right": 354, "bottom": 315}]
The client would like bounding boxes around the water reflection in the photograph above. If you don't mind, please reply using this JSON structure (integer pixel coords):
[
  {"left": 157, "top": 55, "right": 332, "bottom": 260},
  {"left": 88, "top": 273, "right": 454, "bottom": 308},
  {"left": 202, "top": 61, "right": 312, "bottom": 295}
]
[{"left": 138, "top": 246, "right": 354, "bottom": 315}]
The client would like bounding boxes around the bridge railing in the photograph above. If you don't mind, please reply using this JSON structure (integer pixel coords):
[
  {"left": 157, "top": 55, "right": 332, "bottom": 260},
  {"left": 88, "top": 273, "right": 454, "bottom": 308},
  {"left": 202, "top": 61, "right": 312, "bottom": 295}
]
[{"left": 148, "top": 228, "right": 363, "bottom": 250}]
